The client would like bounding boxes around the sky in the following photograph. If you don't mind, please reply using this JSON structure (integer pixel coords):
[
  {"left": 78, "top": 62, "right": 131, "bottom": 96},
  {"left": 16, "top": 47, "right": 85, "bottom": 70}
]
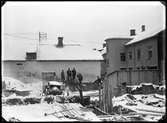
[{"left": 2, "top": 2, "right": 166, "bottom": 49}]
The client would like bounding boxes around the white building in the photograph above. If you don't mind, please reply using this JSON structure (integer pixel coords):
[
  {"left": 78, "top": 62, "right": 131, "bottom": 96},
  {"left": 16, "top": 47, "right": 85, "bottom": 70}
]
[{"left": 2, "top": 35, "right": 103, "bottom": 83}]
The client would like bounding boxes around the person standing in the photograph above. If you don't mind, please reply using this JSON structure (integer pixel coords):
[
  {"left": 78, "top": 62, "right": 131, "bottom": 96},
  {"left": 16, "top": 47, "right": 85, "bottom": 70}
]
[
  {"left": 67, "top": 68, "right": 71, "bottom": 81},
  {"left": 72, "top": 68, "right": 76, "bottom": 80},
  {"left": 76, "top": 73, "right": 84, "bottom": 105},
  {"left": 61, "top": 70, "right": 65, "bottom": 82}
]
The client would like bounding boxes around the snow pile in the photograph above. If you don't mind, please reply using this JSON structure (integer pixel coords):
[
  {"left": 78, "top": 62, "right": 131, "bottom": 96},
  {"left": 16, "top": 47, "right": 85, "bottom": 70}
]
[
  {"left": 2, "top": 77, "right": 29, "bottom": 91},
  {"left": 2, "top": 77, "right": 43, "bottom": 97},
  {"left": 112, "top": 93, "right": 166, "bottom": 121}
]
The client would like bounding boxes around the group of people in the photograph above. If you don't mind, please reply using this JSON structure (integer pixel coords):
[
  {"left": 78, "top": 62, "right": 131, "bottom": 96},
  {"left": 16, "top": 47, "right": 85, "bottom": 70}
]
[{"left": 61, "top": 68, "right": 83, "bottom": 83}]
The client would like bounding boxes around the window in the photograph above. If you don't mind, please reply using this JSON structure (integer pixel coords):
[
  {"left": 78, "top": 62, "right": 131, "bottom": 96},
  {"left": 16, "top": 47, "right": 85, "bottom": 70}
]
[
  {"left": 137, "top": 49, "right": 141, "bottom": 60},
  {"left": 148, "top": 50, "right": 153, "bottom": 60},
  {"left": 26, "top": 52, "right": 36, "bottom": 60},
  {"left": 120, "top": 68, "right": 126, "bottom": 70},
  {"left": 128, "top": 51, "right": 132, "bottom": 60},
  {"left": 42, "top": 72, "right": 56, "bottom": 81},
  {"left": 147, "top": 66, "right": 157, "bottom": 70},
  {"left": 120, "top": 53, "right": 126, "bottom": 61},
  {"left": 147, "top": 46, "right": 153, "bottom": 60},
  {"left": 16, "top": 63, "right": 23, "bottom": 65}
]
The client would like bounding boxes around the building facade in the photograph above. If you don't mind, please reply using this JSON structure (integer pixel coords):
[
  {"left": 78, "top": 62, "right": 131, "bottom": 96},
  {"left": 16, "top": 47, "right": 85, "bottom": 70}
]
[
  {"left": 102, "top": 25, "right": 166, "bottom": 113},
  {"left": 2, "top": 36, "right": 103, "bottom": 84}
]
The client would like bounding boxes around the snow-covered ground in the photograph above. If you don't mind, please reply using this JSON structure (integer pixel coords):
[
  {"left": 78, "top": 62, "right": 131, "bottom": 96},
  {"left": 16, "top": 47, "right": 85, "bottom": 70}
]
[
  {"left": 112, "top": 93, "right": 165, "bottom": 121},
  {"left": 71, "top": 90, "right": 99, "bottom": 97},
  {"left": 2, "top": 102, "right": 100, "bottom": 121},
  {"left": 2, "top": 77, "right": 165, "bottom": 121}
]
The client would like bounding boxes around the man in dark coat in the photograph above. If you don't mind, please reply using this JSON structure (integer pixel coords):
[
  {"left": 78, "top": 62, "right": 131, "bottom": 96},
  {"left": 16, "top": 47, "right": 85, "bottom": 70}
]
[
  {"left": 72, "top": 68, "right": 76, "bottom": 80},
  {"left": 67, "top": 68, "right": 71, "bottom": 81},
  {"left": 61, "top": 70, "right": 65, "bottom": 82},
  {"left": 76, "top": 73, "right": 84, "bottom": 105}
]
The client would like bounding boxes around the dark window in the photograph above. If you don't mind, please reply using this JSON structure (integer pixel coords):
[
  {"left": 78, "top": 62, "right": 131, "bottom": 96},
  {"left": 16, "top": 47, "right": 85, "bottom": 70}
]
[
  {"left": 148, "top": 50, "right": 153, "bottom": 60},
  {"left": 147, "top": 66, "right": 157, "bottom": 69},
  {"left": 120, "top": 53, "right": 126, "bottom": 61},
  {"left": 26, "top": 52, "right": 36, "bottom": 60},
  {"left": 120, "top": 68, "right": 126, "bottom": 70},
  {"left": 128, "top": 51, "right": 132, "bottom": 60},
  {"left": 147, "top": 46, "right": 153, "bottom": 60},
  {"left": 137, "top": 49, "right": 141, "bottom": 60},
  {"left": 16, "top": 63, "right": 23, "bottom": 65}
]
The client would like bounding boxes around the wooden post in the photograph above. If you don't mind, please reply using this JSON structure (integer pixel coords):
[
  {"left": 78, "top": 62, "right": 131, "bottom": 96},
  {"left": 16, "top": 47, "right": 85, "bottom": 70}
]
[{"left": 99, "top": 84, "right": 101, "bottom": 109}]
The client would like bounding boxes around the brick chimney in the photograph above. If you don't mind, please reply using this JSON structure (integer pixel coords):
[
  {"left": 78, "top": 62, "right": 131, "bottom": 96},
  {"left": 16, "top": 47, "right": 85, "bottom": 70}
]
[
  {"left": 130, "top": 29, "right": 136, "bottom": 36},
  {"left": 57, "top": 37, "right": 63, "bottom": 47},
  {"left": 141, "top": 25, "right": 145, "bottom": 32}
]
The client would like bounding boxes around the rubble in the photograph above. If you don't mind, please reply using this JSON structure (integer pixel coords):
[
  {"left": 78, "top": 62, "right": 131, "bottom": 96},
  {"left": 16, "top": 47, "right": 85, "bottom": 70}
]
[
  {"left": 2, "top": 77, "right": 166, "bottom": 121},
  {"left": 126, "top": 83, "right": 166, "bottom": 95}
]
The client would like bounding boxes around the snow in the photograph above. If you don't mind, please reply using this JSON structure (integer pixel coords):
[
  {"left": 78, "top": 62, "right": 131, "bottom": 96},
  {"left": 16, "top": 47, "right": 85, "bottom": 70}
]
[
  {"left": 125, "top": 25, "right": 165, "bottom": 45},
  {"left": 2, "top": 77, "right": 43, "bottom": 97},
  {"left": 112, "top": 93, "right": 165, "bottom": 121},
  {"left": 2, "top": 35, "right": 103, "bottom": 61},
  {"left": 2, "top": 76, "right": 166, "bottom": 121},
  {"left": 2, "top": 102, "right": 100, "bottom": 121},
  {"left": 38, "top": 44, "right": 103, "bottom": 60},
  {"left": 105, "top": 36, "right": 134, "bottom": 41},
  {"left": 71, "top": 90, "right": 99, "bottom": 97},
  {"left": 2, "top": 77, "right": 30, "bottom": 91}
]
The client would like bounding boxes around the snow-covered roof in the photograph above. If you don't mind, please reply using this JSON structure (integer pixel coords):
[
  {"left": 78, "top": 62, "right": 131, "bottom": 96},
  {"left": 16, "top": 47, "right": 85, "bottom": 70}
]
[
  {"left": 105, "top": 36, "right": 134, "bottom": 41},
  {"left": 38, "top": 44, "right": 103, "bottom": 61},
  {"left": 2, "top": 35, "right": 103, "bottom": 61},
  {"left": 125, "top": 25, "right": 165, "bottom": 46}
]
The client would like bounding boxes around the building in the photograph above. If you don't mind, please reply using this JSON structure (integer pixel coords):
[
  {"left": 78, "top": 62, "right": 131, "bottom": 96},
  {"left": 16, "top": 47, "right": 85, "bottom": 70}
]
[
  {"left": 105, "top": 37, "right": 133, "bottom": 73},
  {"left": 2, "top": 34, "right": 103, "bottom": 84},
  {"left": 102, "top": 25, "right": 166, "bottom": 113}
]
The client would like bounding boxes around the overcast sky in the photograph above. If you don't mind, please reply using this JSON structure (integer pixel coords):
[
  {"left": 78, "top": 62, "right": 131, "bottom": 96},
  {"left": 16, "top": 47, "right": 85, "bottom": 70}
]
[{"left": 2, "top": 2, "right": 165, "bottom": 49}]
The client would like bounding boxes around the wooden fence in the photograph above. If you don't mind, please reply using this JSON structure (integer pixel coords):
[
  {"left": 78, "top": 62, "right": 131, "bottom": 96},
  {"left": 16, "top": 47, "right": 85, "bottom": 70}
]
[{"left": 113, "top": 69, "right": 160, "bottom": 86}]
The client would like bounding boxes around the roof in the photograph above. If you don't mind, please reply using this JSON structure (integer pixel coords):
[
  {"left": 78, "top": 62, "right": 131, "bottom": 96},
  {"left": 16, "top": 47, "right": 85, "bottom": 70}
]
[
  {"left": 38, "top": 44, "right": 103, "bottom": 61},
  {"left": 105, "top": 36, "right": 134, "bottom": 41},
  {"left": 2, "top": 35, "right": 103, "bottom": 61},
  {"left": 125, "top": 25, "right": 166, "bottom": 46}
]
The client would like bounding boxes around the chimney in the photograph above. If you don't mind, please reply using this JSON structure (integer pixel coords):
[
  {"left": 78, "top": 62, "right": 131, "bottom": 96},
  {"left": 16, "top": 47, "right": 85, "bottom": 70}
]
[
  {"left": 141, "top": 25, "right": 145, "bottom": 32},
  {"left": 57, "top": 37, "right": 63, "bottom": 47},
  {"left": 130, "top": 29, "right": 136, "bottom": 36}
]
